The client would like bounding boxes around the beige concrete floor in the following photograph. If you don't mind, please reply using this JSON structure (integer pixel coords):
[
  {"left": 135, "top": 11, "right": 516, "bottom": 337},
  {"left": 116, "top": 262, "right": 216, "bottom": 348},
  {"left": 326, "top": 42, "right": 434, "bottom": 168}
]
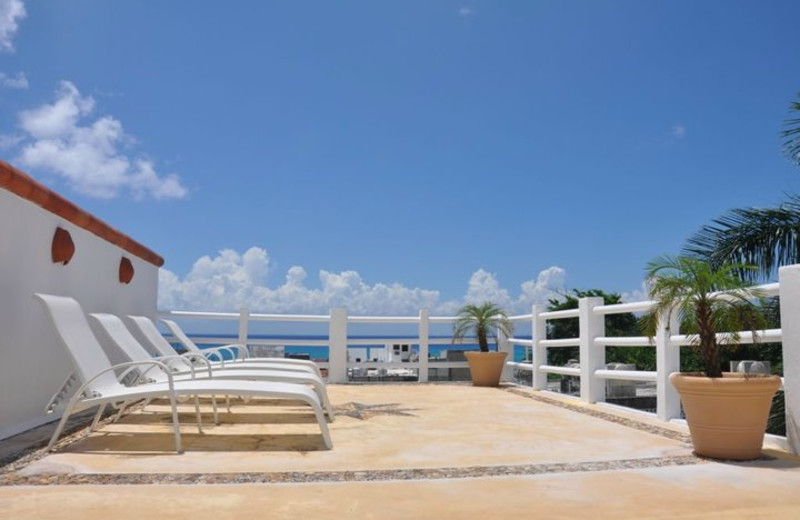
[
  {"left": 4, "top": 384, "right": 800, "bottom": 519},
  {"left": 3, "top": 463, "right": 800, "bottom": 519},
  {"left": 22, "top": 384, "right": 688, "bottom": 474}
]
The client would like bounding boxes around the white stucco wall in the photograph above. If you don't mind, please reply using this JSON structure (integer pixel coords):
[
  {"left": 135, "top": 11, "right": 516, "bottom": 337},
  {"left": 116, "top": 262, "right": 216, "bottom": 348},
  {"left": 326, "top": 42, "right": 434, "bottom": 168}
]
[{"left": 0, "top": 189, "right": 159, "bottom": 440}]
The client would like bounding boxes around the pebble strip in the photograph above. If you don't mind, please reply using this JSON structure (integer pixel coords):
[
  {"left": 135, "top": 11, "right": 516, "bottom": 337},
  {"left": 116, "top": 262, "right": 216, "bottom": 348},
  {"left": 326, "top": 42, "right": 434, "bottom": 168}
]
[{"left": 0, "top": 455, "right": 702, "bottom": 487}]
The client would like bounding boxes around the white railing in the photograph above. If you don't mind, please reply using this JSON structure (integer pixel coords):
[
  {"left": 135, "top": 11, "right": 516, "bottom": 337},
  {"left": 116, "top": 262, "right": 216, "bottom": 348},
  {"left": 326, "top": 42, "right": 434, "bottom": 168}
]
[
  {"left": 159, "top": 264, "right": 800, "bottom": 455},
  {"left": 507, "top": 284, "right": 785, "bottom": 421},
  {"left": 159, "top": 308, "right": 473, "bottom": 384}
]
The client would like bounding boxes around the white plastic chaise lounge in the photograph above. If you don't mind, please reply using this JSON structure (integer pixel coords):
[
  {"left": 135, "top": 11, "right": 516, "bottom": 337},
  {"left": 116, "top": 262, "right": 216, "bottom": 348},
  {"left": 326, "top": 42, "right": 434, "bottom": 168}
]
[
  {"left": 162, "top": 317, "right": 323, "bottom": 377},
  {"left": 35, "top": 294, "right": 333, "bottom": 452},
  {"left": 128, "top": 315, "right": 322, "bottom": 377},
  {"left": 90, "top": 312, "right": 334, "bottom": 419}
]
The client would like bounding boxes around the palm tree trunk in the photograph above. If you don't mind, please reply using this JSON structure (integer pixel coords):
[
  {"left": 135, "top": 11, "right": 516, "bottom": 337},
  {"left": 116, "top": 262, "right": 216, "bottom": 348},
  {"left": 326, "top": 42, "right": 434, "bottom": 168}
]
[
  {"left": 696, "top": 303, "right": 722, "bottom": 377},
  {"left": 477, "top": 329, "right": 489, "bottom": 352}
]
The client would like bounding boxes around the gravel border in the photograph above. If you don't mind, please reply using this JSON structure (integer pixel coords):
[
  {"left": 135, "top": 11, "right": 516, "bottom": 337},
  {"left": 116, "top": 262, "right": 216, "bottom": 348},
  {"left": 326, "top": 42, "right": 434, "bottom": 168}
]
[{"left": 0, "top": 456, "right": 703, "bottom": 486}]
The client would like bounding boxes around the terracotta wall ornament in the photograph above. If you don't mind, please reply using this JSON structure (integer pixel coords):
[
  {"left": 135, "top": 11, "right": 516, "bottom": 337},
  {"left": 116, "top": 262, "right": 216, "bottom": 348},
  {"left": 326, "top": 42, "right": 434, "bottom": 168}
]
[
  {"left": 51, "top": 227, "right": 75, "bottom": 265},
  {"left": 119, "top": 257, "right": 134, "bottom": 284}
]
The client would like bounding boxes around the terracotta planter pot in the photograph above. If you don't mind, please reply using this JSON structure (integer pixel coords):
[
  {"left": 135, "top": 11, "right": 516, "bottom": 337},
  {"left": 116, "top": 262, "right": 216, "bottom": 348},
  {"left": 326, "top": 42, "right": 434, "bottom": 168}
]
[
  {"left": 464, "top": 351, "right": 508, "bottom": 387},
  {"left": 670, "top": 372, "right": 781, "bottom": 460}
]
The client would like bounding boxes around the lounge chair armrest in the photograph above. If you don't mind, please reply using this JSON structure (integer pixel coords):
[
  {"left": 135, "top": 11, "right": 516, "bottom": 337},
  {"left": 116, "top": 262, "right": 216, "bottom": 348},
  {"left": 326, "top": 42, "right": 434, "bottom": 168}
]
[
  {"left": 168, "top": 353, "right": 214, "bottom": 378},
  {"left": 154, "top": 353, "right": 195, "bottom": 371},
  {"left": 191, "top": 345, "right": 240, "bottom": 366},
  {"left": 219, "top": 343, "right": 249, "bottom": 360},
  {"left": 76, "top": 360, "right": 177, "bottom": 400}
]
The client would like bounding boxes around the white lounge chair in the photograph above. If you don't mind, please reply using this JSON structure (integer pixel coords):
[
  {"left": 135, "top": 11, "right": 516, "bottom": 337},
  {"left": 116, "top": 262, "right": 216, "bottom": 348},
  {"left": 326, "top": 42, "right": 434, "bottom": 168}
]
[
  {"left": 161, "top": 318, "right": 324, "bottom": 377},
  {"left": 90, "top": 312, "right": 333, "bottom": 419},
  {"left": 36, "top": 294, "right": 333, "bottom": 453},
  {"left": 128, "top": 315, "right": 322, "bottom": 377}
]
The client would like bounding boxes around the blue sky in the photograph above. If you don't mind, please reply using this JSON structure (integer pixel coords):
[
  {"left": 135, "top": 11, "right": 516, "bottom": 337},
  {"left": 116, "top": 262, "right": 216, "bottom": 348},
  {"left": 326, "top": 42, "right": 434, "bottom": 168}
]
[{"left": 1, "top": 1, "right": 799, "bottom": 315}]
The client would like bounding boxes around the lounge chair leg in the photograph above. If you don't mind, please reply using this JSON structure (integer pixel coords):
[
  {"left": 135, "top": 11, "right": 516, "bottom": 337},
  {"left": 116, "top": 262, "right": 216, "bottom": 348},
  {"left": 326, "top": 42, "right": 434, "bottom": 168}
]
[
  {"left": 141, "top": 397, "right": 153, "bottom": 412},
  {"left": 47, "top": 401, "right": 77, "bottom": 452},
  {"left": 225, "top": 395, "right": 231, "bottom": 413},
  {"left": 113, "top": 400, "right": 131, "bottom": 423},
  {"left": 212, "top": 396, "right": 219, "bottom": 425},
  {"left": 90, "top": 403, "right": 106, "bottom": 432},
  {"left": 310, "top": 401, "right": 333, "bottom": 450},
  {"left": 315, "top": 384, "right": 335, "bottom": 422},
  {"left": 168, "top": 392, "right": 183, "bottom": 453},
  {"left": 194, "top": 395, "right": 204, "bottom": 434}
]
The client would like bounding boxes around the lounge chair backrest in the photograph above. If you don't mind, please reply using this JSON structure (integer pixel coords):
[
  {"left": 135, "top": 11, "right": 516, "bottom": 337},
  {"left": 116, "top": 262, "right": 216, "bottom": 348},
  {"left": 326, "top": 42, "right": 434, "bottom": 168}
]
[
  {"left": 34, "top": 294, "right": 123, "bottom": 395},
  {"left": 90, "top": 313, "right": 153, "bottom": 364},
  {"left": 127, "top": 315, "right": 178, "bottom": 357},
  {"left": 160, "top": 319, "right": 200, "bottom": 352}
]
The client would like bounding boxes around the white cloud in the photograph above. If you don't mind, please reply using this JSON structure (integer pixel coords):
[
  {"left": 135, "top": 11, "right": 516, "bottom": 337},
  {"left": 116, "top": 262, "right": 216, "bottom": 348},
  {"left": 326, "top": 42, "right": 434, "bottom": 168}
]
[
  {"left": 672, "top": 124, "right": 686, "bottom": 139},
  {"left": 458, "top": 7, "right": 474, "bottom": 17},
  {"left": 0, "top": 71, "right": 27, "bottom": 89},
  {"left": 0, "top": 0, "right": 25, "bottom": 53},
  {"left": 16, "top": 80, "right": 187, "bottom": 200},
  {"left": 0, "top": 133, "right": 21, "bottom": 150},
  {"left": 516, "top": 266, "right": 566, "bottom": 311},
  {"left": 621, "top": 281, "right": 650, "bottom": 303},
  {"left": 464, "top": 269, "right": 512, "bottom": 309},
  {"left": 158, "top": 247, "right": 572, "bottom": 316}
]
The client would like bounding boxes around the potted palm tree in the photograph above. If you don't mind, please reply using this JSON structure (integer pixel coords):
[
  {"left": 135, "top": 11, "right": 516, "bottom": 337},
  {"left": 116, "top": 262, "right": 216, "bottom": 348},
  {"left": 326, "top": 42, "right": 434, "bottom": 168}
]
[
  {"left": 642, "top": 255, "right": 781, "bottom": 460},
  {"left": 452, "top": 302, "right": 513, "bottom": 387}
]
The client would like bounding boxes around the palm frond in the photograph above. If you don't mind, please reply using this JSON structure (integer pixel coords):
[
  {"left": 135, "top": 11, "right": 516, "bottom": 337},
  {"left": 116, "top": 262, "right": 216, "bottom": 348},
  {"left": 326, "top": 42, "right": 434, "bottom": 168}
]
[
  {"left": 640, "top": 255, "right": 767, "bottom": 377},
  {"left": 683, "top": 196, "right": 800, "bottom": 281},
  {"left": 782, "top": 94, "right": 800, "bottom": 166},
  {"left": 452, "top": 302, "right": 513, "bottom": 352}
]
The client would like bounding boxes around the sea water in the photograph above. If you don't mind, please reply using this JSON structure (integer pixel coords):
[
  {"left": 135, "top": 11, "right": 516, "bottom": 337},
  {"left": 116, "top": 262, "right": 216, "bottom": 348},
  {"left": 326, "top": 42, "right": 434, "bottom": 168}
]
[{"left": 179, "top": 334, "right": 530, "bottom": 362}]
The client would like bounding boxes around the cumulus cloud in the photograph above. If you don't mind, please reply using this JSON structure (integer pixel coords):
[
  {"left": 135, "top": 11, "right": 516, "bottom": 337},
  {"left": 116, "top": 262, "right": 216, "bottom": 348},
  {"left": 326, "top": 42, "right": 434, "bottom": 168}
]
[
  {"left": 0, "top": 133, "right": 21, "bottom": 150},
  {"left": 672, "top": 124, "right": 686, "bottom": 139},
  {"left": 0, "top": 0, "right": 25, "bottom": 53},
  {"left": 464, "top": 269, "right": 512, "bottom": 309},
  {"left": 16, "top": 81, "right": 187, "bottom": 200},
  {"left": 621, "top": 281, "right": 650, "bottom": 303},
  {"left": 516, "top": 266, "right": 566, "bottom": 310},
  {"left": 0, "top": 71, "right": 27, "bottom": 89},
  {"left": 158, "top": 247, "right": 575, "bottom": 315}
]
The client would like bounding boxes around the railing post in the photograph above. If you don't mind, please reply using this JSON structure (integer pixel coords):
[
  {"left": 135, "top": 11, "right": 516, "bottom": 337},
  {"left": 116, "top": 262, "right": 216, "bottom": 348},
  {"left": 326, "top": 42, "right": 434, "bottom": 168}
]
[
  {"left": 656, "top": 309, "right": 681, "bottom": 422},
  {"left": 418, "top": 309, "right": 429, "bottom": 382},
  {"left": 328, "top": 308, "right": 348, "bottom": 383},
  {"left": 579, "top": 297, "right": 605, "bottom": 403},
  {"left": 532, "top": 304, "right": 547, "bottom": 390},
  {"left": 498, "top": 321, "right": 513, "bottom": 382},
  {"left": 779, "top": 265, "right": 800, "bottom": 454},
  {"left": 238, "top": 306, "right": 249, "bottom": 360}
]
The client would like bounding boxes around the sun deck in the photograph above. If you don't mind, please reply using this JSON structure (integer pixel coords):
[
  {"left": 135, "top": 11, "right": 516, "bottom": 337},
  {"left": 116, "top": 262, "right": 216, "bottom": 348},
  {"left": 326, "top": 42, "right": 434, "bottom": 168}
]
[{"left": 2, "top": 384, "right": 800, "bottom": 519}]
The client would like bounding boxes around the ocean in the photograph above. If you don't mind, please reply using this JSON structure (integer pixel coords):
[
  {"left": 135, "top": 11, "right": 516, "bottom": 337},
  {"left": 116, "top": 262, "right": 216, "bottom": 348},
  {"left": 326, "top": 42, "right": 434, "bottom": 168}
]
[{"left": 180, "top": 334, "right": 531, "bottom": 362}]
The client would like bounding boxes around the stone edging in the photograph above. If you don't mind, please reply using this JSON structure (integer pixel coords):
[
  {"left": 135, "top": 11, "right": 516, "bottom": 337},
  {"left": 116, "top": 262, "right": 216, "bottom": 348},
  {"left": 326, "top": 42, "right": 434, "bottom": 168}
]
[{"left": 0, "top": 456, "right": 702, "bottom": 486}]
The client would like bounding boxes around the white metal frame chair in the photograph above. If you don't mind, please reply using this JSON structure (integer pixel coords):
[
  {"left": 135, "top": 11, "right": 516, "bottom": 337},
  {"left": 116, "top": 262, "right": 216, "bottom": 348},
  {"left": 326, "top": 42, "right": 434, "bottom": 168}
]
[{"left": 36, "top": 294, "right": 333, "bottom": 453}]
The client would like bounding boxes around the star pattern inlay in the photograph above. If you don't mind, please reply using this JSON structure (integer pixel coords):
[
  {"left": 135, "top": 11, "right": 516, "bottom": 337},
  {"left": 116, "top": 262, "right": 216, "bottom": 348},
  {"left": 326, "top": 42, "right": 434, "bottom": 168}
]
[{"left": 334, "top": 402, "right": 418, "bottom": 420}]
